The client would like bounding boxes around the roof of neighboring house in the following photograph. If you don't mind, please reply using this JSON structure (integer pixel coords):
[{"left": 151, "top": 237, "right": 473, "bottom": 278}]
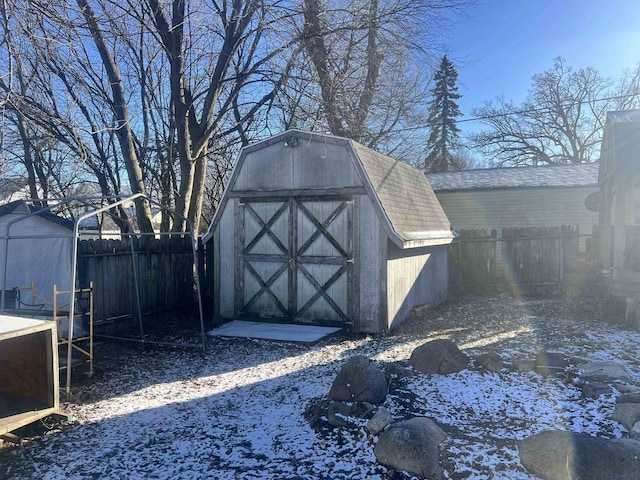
[
  {"left": 352, "top": 141, "right": 452, "bottom": 242},
  {"left": 0, "top": 200, "right": 75, "bottom": 230},
  {"left": 426, "top": 163, "right": 600, "bottom": 192}
]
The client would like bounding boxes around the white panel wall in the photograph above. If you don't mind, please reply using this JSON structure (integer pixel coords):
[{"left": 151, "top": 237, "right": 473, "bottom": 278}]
[
  {"left": 0, "top": 215, "right": 73, "bottom": 309},
  {"left": 217, "top": 201, "right": 235, "bottom": 318},
  {"left": 357, "top": 195, "right": 382, "bottom": 333},
  {"left": 386, "top": 244, "right": 448, "bottom": 330},
  {"left": 234, "top": 140, "right": 362, "bottom": 192},
  {"left": 436, "top": 186, "right": 599, "bottom": 250}
]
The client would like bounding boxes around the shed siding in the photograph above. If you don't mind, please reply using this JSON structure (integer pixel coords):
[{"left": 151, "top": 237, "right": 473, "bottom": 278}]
[
  {"left": 386, "top": 243, "right": 448, "bottom": 330},
  {"left": 208, "top": 130, "right": 454, "bottom": 332},
  {"left": 435, "top": 186, "right": 598, "bottom": 245},
  {"left": 218, "top": 201, "right": 236, "bottom": 318},
  {"left": 357, "top": 194, "right": 382, "bottom": 333},
  {"left": 234, "top": 141, "right": 362, "bottom": 192}
]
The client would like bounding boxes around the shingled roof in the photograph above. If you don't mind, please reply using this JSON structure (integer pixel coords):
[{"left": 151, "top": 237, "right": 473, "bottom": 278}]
[
  {"left": 426, "top": 163, "right": 599, "bottom": 192},
  {"left": 351, "top": 142, "right": 453, "bottom": 244},
  {"left": 0, "top": 200, "right": 75, "bottom": 230}
]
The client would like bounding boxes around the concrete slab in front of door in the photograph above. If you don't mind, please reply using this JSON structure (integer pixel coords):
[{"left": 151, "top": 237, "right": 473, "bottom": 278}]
[{"left": 208, "top": 320, "right": 342, "bottom": 343}]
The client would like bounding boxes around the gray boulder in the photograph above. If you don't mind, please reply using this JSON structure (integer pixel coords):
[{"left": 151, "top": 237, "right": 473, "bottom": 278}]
[
  {"left": 374, "top": 417, "right": 448, "bottom": 479},
  {"left": 408, "top": 339, "right": 469, "bottom": 375},
  {"left": 612, "top": 403, "right": 640, "bottom": 431},
  {"left": 618, "top": 392, "right": 640, "bottom": 404},
  {"left": 518, "top": 430, "right": 640, "bottom": 480},
  {"left": 580, "top": 382, "right": 613, "bottom": 398},
  {"left": 328, "top": 355, "right": 388, "bottom": 404},
  {"left": 366, "top": 407, "right": 393, "bottom": 435},
  {"left": 578, "top": 361, "right": 632, "bottom": 383},
  {"left": 613, "top": 438, "right": 640, "bottom": 457},
  {"left": 475, "top": 352, "right": 503, "bottom": 373},
  {"left": 536, "top": 351, "right": 569, "bottom": 376}
]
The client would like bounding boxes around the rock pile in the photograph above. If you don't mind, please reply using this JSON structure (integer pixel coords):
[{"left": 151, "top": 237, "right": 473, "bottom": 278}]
[{"left": 306, "top": 341, "right": 640, "bottom": 479}]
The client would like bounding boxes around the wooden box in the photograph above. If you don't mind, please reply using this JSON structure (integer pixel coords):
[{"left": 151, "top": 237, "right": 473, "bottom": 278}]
[{"left": 0, "top": 315, "right": 59, "bottom": 435}]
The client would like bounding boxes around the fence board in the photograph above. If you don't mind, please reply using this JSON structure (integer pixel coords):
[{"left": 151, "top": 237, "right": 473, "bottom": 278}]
[
  {"left": 449, "top": 226, "right": 582, "bottom": 297},
  {"left": 76, "top": 237, "right": 197, "bottom": 329}
]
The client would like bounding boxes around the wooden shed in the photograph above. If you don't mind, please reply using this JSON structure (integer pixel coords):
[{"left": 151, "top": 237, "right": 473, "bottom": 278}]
[
  {"left": 202, "top": 130, "right": 455, "bottom": 333},
  {"left": 598, "top": 110, "right": 640, "bottom": 325}
]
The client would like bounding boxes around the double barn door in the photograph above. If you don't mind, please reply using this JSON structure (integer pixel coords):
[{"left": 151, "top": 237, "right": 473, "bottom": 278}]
[{"left": 238, "top": 197, "right": 353, "bottom": 325}]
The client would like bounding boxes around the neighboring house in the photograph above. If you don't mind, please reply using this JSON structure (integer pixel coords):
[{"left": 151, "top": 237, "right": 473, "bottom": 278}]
[
  {"left": 202, "top": 130, "right": 455, "bottom": 333},
  {"left": 426, "top": 163, "right": 600, "bottom": 252},
  {"left": 79, "top": 206, "right": 164, "bottom": 239},
  {"left": 598, "top": 110, "right": 640, "bottom": 325}
]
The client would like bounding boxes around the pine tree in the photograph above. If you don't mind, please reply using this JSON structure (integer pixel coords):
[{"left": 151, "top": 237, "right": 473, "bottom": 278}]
[{"left": 425, "top": 56, "right": 463, "bottom": 172}]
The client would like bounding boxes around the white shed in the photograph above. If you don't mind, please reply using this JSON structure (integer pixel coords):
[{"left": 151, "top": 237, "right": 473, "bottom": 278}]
[
  {"left": 0, "top": 200, "right": 74, "bottom": 310},
  {"left": 202, "top": 130, "right": 455, "bottom": 333}
]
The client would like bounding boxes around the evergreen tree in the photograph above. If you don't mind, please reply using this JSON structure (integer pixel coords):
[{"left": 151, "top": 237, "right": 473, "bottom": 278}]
[{"left": 425, "top": 55, "right": 463, "bottom": 172}]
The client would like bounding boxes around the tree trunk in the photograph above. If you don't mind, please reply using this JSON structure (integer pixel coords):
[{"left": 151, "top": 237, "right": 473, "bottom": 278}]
[{"left": 76, "top": 0, "right": 154, "bottom": 233}]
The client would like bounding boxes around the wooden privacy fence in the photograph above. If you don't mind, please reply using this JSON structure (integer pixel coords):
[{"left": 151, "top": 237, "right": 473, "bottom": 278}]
[
  {"left": 449, "top": 226, "right": 582, "bottom": 296},
  {"left": 76, "top": 237, "right": 197, "bottom": 326}
]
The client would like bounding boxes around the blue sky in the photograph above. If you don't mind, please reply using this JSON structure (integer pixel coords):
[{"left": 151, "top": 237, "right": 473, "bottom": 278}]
[{"left": 444, "top": 0, "right": 640, "bottom": 137}]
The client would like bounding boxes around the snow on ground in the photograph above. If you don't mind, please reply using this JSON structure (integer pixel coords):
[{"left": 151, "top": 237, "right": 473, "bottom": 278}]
[{"left": 1, "top": 295, "right": 640, "bottom": 479}]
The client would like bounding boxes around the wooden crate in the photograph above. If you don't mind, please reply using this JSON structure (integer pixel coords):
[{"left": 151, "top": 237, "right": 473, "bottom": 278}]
[{"left": 0, "top": 315, "right": 59, "bottom": 435}]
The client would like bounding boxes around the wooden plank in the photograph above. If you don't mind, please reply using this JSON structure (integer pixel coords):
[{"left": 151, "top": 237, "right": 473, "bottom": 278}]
[
  {"left": 0, "top": 407, "right": 58, "bottom": 436},
  {"left": 350, "top": 194, "right": 359, "bottom": 329},
  {"left": 289, "top": 199, "right": 297, "bottom": 318},
  {"left": 219, "top": 204, "right": 235, "bottom": 318},
  {"left": 379, "top": 225, "right": 388, "bottom": 331},
  {"left": 229, "top": 187, "right": 366, "bottom": 199},
  {"left": 1, "top": 432, "right": 24, "bottom": 445},
  {"left": 235, "top": 199, "right": 244, "bottom": 316}
]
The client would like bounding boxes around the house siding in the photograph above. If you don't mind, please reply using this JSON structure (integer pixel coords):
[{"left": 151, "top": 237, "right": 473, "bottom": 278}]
[{"left": 435, "top": 186, "right": 598, "bottom": 249}]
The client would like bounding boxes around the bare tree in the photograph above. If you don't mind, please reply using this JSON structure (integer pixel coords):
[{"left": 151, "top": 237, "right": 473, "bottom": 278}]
[
  {"left": 1, "top": 0, "right": 473, "bottom": 232},
  {"left": 299, "top": 0, "right": 469, "bottom": 151},
  {"left": 1, "top": 0, "right": 298, "bottom": 234},
  {"left": 471, "top": 57, "right": 640, "bottom": 166}
]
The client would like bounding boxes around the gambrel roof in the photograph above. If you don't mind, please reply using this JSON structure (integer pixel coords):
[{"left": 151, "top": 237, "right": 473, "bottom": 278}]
[
  {"left": 203, "top": 130, "right": 454, "bottom": 247},
  {"left": 427, "top": 163, "right": 599, "bottom": 192},
  {"left": 351, "top": 142, "right": 452, "bottom": 243}
]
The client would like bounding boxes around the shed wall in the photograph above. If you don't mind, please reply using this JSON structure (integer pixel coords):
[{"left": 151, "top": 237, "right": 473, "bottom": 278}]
[
  {"left": 435, "top": 186, "right": 598, "bottom": 249},
  {"left": 217, "top": 201, "right": 236, "bottom": 319},
  {"left": 355, "top": 194, "right": 383, "bottom": 333},
  {"left": 211, "top": 133, "right": 452, "bottom": 333},
  {"left": 234, "top": 141, "right": 363, "bottom": 192},
  {"left": 386, "top": 243, "right": 448, "bottom": 330}
]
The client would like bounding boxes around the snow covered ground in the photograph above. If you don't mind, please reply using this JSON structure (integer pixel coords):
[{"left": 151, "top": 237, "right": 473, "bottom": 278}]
[{"left": 1, "top": 296, "right": 639, "bottom": 479}]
